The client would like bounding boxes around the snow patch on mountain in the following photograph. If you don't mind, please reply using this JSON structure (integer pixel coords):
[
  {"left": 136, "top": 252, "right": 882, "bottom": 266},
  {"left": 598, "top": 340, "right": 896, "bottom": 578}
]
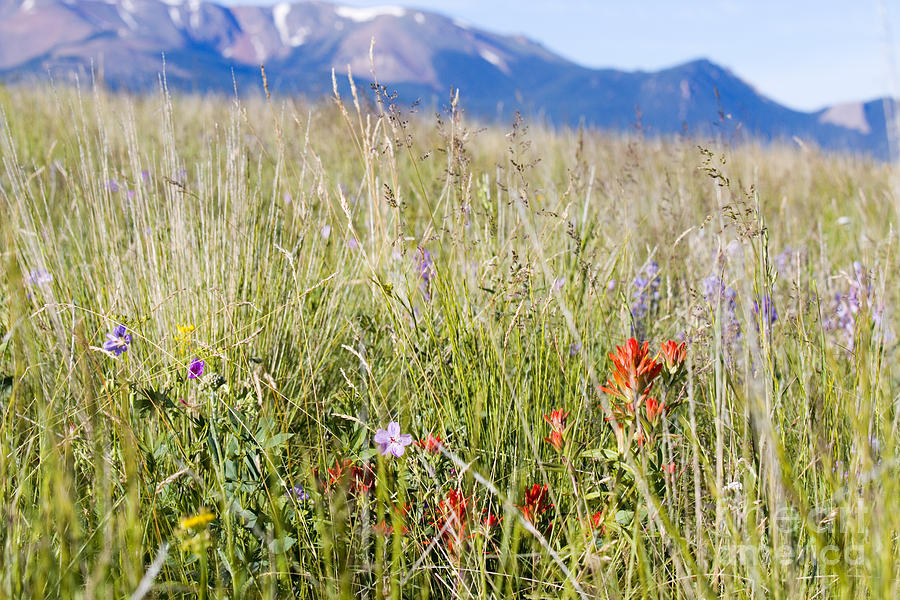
[
  {"left": 479, "top": 48, "right": 508, "bottom": 73},
  {"left": 335, "top": 5, "right": 405, "bottom": 22},
  {"left": 273, "top": 2, "right": 291, "bottom": 44},
  {"left": 819, "top": 102, "right": 871, "bottom": 134}
]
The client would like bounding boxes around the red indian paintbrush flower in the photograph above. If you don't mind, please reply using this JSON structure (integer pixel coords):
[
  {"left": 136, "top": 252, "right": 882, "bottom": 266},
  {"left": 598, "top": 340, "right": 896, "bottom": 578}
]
[
  {"left": 659, "top": 340, "right": 687, "bottom": 375},
  {"left": 600, "top": 338, "right": 663, "bottom": 404},
  {"left": 542, "top": 409, "right": 570, "bottom": 451},
  {"left": 417, "top": 433, "right": 443, "bottom": 454},
  {"left": 543, "top": 409, "right": 570, "bottom": 431},
  {"left": 644, "top": 397, "right": 667, "bottom": 425},
  {"left": 321, "top": 459, "right": 375, "bottom": 495},
  {"left": 520, "top": 484, "right": 553, "bottom": 524},
  {"left": 432, "top": 489, "right": 469, "bottom": 554}
]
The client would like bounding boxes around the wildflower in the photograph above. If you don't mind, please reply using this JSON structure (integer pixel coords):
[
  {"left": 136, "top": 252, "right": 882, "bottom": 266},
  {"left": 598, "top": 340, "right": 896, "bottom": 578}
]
[
  {"left": 543, "top": 409, "right": 569, "bottom": 431},
  {"left": 374, "top": 421, "right": 414, "bottom": 458},
  {"left": 520, "top": 484, "right": 552, "bottom": 524},
  {"left": 102, "top": 324, "right": 132, "bottom": 357},
  {"left": 824, "top": 262, "right": 889, "bottom": 350},
  {"left": 659, "top": 340, "right": 686, "bottom": 375},
  {"left": 552, "top": 277, "right": 565, "bottom": 292},
  {"left": 321, "top": 224, "right": 331, "bottom": 239},
  {"left": 753, "top": 295, "right": 778, "bottom": 329},
  {"left": 347, "top": 237, "right": 359, "bottom": 250},
  {"left": 701, "top": 273, "right": 742, "bottom": 352},
  {"left": 600, "top": 338, "right": 662, "bottom": 404},
  {"left": 179, "top": 509, "right": 215, "bottom": 531},
  {"left": 542, "top": 409, "right": 570, "bottom": 452},
  {"left": 375, "top": 503, "right": 411, "bottom": 536},
  {"left": 417, "top": 433, "right": 443, "bottom": 454},
  {"left": 25, "top": 269, "right": 53, "bottom": 286},
  {"left": 322, "top": 459, "right": 375, "bottom": 495},
  {"left": 585, "top": 510, "right": 604, "bottom": 532},
  {"left": 417, "top": 247, "right": 436, "bottom": 299},
  {"left": 723, "top": 481, "right": 743, "bottom": 493},
  {"left": 432, "top": 489, "right": 469, "bottom": 554},
  {"left": 482, "top": 511, "right": 501, "bottom": 529},
  {"left": 644, "top": 397, "right": 667, "bottom": 425},
  {"left": 661, "top": 462, "right": 678, "bottom": 475},
  {"left": 106, "top": 180, "right": 120, "bottom": 193},
  {"left": 188, "top": 359, "right": 205, "bottom": 379},
  {"left": 569, "top": 342, "right": 582, "bottom": 356},
  {"left": 287, "top": 484, "right": 310, "bottom": 502}
]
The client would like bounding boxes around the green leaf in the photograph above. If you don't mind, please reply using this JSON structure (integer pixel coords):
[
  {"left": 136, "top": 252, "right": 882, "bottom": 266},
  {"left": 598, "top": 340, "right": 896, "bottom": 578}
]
[
  {"left": 260, "top": 432, "right": 292, "bottom": 450},
  {"left": 268, "top": 536, "right": 296, "bottom": 554}
]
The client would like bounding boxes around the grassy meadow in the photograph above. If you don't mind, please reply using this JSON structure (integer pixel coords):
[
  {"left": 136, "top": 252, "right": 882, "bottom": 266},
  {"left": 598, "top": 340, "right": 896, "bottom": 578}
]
[{"left": 0, "top": 79, "right": 898, "bottom": 599}]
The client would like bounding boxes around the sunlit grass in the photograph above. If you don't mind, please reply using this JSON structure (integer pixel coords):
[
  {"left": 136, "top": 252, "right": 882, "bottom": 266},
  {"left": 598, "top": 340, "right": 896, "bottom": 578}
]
[{"left": 0, "top": 79, "right": 897, "bottom": 599}]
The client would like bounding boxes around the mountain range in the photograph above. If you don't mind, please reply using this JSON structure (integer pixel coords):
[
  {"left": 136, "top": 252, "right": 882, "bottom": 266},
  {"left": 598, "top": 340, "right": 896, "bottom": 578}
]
[{"left": 0, "top": 0, "right": 894, "bottom": 159}]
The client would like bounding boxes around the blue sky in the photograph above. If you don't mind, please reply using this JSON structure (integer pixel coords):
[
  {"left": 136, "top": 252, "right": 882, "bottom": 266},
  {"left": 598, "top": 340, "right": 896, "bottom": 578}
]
[{"left": 225, "top": 0, "right": 899, "bottom": 111}]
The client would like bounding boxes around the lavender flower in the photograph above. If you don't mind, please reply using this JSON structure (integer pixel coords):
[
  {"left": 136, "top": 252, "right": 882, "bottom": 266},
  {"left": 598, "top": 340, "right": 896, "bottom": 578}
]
[
  {"left": 418, "top": 248, "right": 436, "bottom": 299},
  {"left": 824, "top": 261, "right": 887, "bottom": 350},
  {"left": 753, "top": 295, "right": 778, "bottom": 333},
  {"left": 321, "top": 225, "right": 331, "bottom": 239},
  {"left": 105, "top": 180, "right": 120, "bottom": 193},
  {"left": 288, "top": 484, "right": 310, "bottom": 502},
  {"left": 188, "top": 359, "right": 205, "bottom": 379},
  {"left": 102, "top": 324, "right": 132, "bottom": 357},
  {"left": 374, "top": 421, "right": 413, "bottom": 458},
  {"left": 25, "top": 269, "right": 53, "bottom": 286},
  {"left": 701, "top": 274, "right": 742, "bottom": 350}
]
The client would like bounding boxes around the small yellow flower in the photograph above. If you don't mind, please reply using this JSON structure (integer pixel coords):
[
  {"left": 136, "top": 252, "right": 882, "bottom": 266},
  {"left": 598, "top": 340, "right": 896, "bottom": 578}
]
[
  {"left": 179, "top": 509, "right": 215, "bottom": 531},
  {"left": 174, "top": 323, "right": 196, "bottom": 353}
]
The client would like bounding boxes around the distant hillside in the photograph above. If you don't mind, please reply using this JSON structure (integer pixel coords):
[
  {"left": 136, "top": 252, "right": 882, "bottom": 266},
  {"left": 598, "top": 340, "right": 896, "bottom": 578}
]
[{"left": 0, "top": 0, "right": 894, "bottom": 158}]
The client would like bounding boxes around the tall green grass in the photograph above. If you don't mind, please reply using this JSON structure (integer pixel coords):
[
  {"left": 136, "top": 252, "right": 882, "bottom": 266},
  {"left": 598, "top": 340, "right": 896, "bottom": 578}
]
[{"left": 0, "top": 78, "right": 898, "bottom": 599}]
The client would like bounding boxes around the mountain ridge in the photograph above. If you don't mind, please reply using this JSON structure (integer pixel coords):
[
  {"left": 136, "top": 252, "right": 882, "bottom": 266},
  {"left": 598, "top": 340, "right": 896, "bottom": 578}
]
[{"left": 0, "top": 0, "right": 894, "bottom": 159}]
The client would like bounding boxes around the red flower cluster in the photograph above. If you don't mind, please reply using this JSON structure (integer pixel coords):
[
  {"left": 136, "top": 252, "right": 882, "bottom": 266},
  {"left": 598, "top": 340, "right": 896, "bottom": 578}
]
[
  {"left": 375, "top": 502, "right": 412, "bottom": 536},
  {"left": 542, "top": 409, "right": 570, "bottom": 451},
  {"left": 520, "top": 484, "right": 553, "bottom": 525},
  {"left": 659, "top": 340, "right": 687, "bottom": 375},
  {"left": 417, "top": 433, "right": 443, "bottom": 455},
  {"left": 319, "top": 459, "right": 375, "bottom": 496},
  {"left": 431, "top": 489, "right": 470, "bottom": 555},
  {"left": 599, "top": 338, "right": 686, "bottom": 454}
]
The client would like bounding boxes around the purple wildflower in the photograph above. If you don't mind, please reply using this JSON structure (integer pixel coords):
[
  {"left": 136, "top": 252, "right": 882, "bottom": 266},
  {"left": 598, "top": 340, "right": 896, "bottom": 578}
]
[
  {"left": 418, "top": 248, "right": 436, "bottom": 299},
  {"left": 188, "top": 359, "right": 205, "bottom": 379},
  {"left": 701, "top": 274, "right": 742, "bottom": 352},
  {"left": 140, "top": 169, "right": 150, "bottom": 183},
  {"left": 347, "top": 237, "right": 359, "bottom": 250},
  {"left": 321, "top": 225, "right": 332, "bottom": 239},
  {"left": 753, "top": 295, "right": 778, "bottom": 332},
  {"left": 825, "top": 261, "right": 887, "bottom": 350},
  {"left": 373, "top": 421, "right": 413, "bottom": 458},
  {"left": 288, "top": 484, "right": 310, "bottom": 502},
  {"left": 25, "top": 269, "right": 53, "bottom": 286},
  {"left": 105, "top": 180, "right": 120, "bottom": 193},
  {"left": 102, "top": 324, "right": 132, "bottom": 357}
]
